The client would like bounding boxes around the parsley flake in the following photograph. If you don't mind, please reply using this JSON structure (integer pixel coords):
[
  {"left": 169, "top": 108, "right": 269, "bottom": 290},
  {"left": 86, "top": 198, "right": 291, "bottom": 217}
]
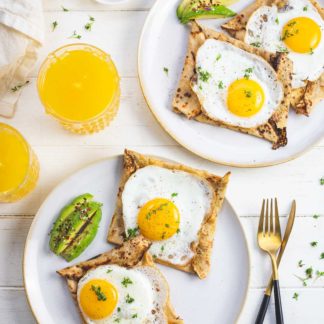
[
  {"left": 85, "top": 16, "right": 95, "bottom": 31},
  {"left": 310, "top": 241, "right": 318, "bottom": 247},
  {"left": 320, "top": 253, "right": 324, "bottom": 259},
  {"left": 320, "top": 178, "right": 324, "bottom": 185},
  {"left": 61, "top": 6, "right": 69, "bottom": 12},
  {"left": 91, "top": 285, "right": 107, "bottom": 301},
  {"left": 313, "top": 214, "right": 320, "bottom": 219},
  {"left": 303, "top": 6, "right": 308, "bottom": 11},
  {"left": 197, "top": 67, "right": 211, "bottom": 82},
  {"left": 52, "top": 21, "right": 58, "bottom": 31},
  {"left": 298, "top": 260, "right": 304, "bottom": 268},
  {"left": 163, "top": 67, "right": 169, "bottom": 76},
  {"left": 132, "top": 314, "right": 138, "bottom": 319},
  {"left": 275, "top": 17, "right": 279, "bottom": 24},
  {"left": 107, "top": 269, "right": 113, "bottom": 274},
  {"left": 11, "top": 80, "right": 30, "bottom": 92},
  {"left": 171, "top": 192, "right": 178, "bottom": 198},
  {"left": 250, "top": 42, "right": 261, "bottom": 48},
  {"left": 69, "top": 30, "right": 81, "bottom": 39},
  {"left": 125, "top": 294, "right": 134, "bottom": 304},
  {"left": 121, "top": 277, "right": 133, "bottom": 288},
  {"left": 127, "top": 227, "right": 139, "bottom": 239},
  {"left": 216, "top": 54, "right": 221, "bottom": 61},
  {"left": 244, "top": 67, "right": 253, "bottom": 79},
  {"left": 244, "top": 90, "right": 252, "bottom": 98},
  {"left": 218, "top": 81, "right": 224, "bottom": 89},
  {"left": 292, "top": 292, "right": 299, "bottom": 300}
]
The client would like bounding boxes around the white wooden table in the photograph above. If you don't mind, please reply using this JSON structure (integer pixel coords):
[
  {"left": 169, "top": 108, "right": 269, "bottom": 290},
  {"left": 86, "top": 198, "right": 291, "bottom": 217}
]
[{"left": 1, "top": 1, "right": 324, "bottom": 323}]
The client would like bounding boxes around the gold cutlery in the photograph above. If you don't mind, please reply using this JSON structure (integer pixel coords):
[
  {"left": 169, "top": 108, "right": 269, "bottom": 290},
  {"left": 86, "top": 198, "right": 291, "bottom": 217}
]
[
  {"left": 256, "top": 199, "right": 285, "bottom": 324},
  {"left": 255, "top": 200, "right": 296, "bottom": 323}
]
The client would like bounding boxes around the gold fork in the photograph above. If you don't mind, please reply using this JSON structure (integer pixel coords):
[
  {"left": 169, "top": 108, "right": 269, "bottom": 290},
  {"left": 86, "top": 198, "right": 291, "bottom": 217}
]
[{"left": 257, "top": 199, "right": 284, "bottom": 324}]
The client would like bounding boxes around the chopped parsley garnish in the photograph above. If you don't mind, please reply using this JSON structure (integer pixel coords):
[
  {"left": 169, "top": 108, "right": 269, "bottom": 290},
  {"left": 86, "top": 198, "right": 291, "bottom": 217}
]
[
  {"left": 127, "top": 227, "right": 139, "bottom": 239},
  {"left": 176, "top": 228, "right": 180, "bottom": 234},
  {"left": 91, "top": 285, "right": 107, "bottom": 301},
  {"left": 161, "top": 245, "right": 165, "bottom": 251},
  {"left": 11, "top": 80, "right": 30, "bottom": 92},
  {"left": 85, "top": 16, "right": 95, "bottom": 31},
  {"left": 61, "top": 6, "right": 69, "bottom": 11},
  {"left": 305, "top": 267, "right": 313, "bottom": 279},
  {"left": 114, "top": 319, "right": 121, "bottom": 323},
  {"left": 310, "top": 47, "right": 314, "bottom": 55},
  {"left": 316, "top": 270, "right": 324, "bottom": 278},
  {"left": 275, "top": 17, "right": 279, "bottom": 24},
  {"left": 310, "top": 241, "right": 318, "bottom": 247},
  {"left": 277, "top": 46, "right": 289, "bottom": 53},
  {"left": 320, "top": 253, "right": 324, "bottom": 259},
  {"left": 292, "top": 292, "right": 299, "bottom": 300},
  {"left": 145, "top": 203, "right": 169, "bottom": 220},
  {"left": 250, "top": 42, "right": 261, "bottom": 48},
  {"left": 125, "top": 294, "right": 135, "bottom": 303},
  {"left": 107, "top": 269, "right": 113, "bottom": 273},
  {"left": 121, "top": 277, "right": 133, "bottom": 288},
  {"left": 171, "top": 192, "right": 178, "bottom": 198},
  {"left": 298, "top": 260, "right": 305, "bottom": 268},
  {"left": 117, "top": 307, "right": 121, "bottom": 312},
  {"left": 165, "top": 223, "right": 170, "bottom": 228},
  {"left": 281, "top": 24, "right": 299, "bottom": 41},
  {"left": 218, "top": 81, "right": 224, "bottom": 89},
  {"left": 69, "top": 30, "right": 81, "bottom": 39},
  {"left": 244, "top": 67, "right": 253, "bottom": 79},
  {"left": 216, "top": 54, "right": 221, "bottom": 61},
  {"left": 52, "top": 21, "right": 58, "bottom": 31},
  {"left": 153, "top": 254, "right": 157, "bottom": 259},
  {"left": 163, "top": 67, "right": 169, "bottom": 76},
  {"left": 197, "top": 67, "right": 211, "bottom": 82},
  {"left": 244, "top": 90, "right": 252, "bottom": 98},
  {"left": 320, "top": 177, "right": 324, "bottom": 185},
  {"left": 313, "top": 214, "right": 320, "bottom": 219},
  {"left": 303, "top": 6, "right": 308, "bottom": 11},
  {"left": 132, "top": 314, "right": 138, "bottom": 318},
  {"left": 161, "top": 231, "right": 166, "bottom": 239}
]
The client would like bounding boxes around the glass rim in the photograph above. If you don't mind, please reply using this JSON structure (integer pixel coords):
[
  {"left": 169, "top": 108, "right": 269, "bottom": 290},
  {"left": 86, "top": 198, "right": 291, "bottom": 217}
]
[
  {"left": 0, "top": 123, "right": 35, "bottom": 199},
  {"left": 37, "top": 43, "right": 120, "bottom": 124}
]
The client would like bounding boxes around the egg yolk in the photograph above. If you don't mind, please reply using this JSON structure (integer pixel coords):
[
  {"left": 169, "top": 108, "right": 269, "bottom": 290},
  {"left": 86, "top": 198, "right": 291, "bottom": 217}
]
[
  {"left": 137, "top": 198, "right": 180, "bottom": 241},
  {"left": 79, "top": 279, "right": 118, "bottom": 320},
  {"left": 227, "top": 79, "right": 265, "bottom": 117},
  {"left": 282, "top": 17, "right": 321, "bottom": 53}
]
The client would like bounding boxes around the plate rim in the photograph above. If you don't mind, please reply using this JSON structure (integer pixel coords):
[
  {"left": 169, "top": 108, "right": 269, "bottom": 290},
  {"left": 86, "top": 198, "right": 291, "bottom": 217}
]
[
  {"left": 137, "top": 0, "right": 323, "bottom": 168},
  {"left": 23, "top": 154, "right": 251, "bottom": 323}
]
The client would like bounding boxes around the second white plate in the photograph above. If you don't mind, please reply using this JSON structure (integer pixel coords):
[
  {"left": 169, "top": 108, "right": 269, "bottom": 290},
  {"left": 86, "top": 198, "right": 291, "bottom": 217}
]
[
  {"left": 24, "top": 156, "right": 250, "bottom": 323},
  {"left": 138, "top": 0, "right": 324, "bottom": 167}
]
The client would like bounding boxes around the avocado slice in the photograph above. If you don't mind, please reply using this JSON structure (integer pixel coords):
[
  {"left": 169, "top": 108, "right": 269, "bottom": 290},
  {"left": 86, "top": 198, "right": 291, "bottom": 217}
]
[
  {"left": 177, "top": 0, "right": 236, "bottom": 24},
  {"left": 60, "top": 206, "right": 102, "bottom": 262},
  {"left": 49, "top": 194, "right": 102, "bottom": 261}
]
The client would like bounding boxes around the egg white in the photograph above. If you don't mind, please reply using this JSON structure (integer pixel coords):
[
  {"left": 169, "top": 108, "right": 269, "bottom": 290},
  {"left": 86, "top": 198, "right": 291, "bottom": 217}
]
[
  {"left": 77, "top": 264, "right": 168, "bottom": 324},
  {"left": 245, "top": 0, "right": 324, "bottom": 88},
  {"left": 192, "top": 39, "right": 284, "bottom": 128},
  {"left": 122, "top": 165, "right": 214, "bottom": 265}
]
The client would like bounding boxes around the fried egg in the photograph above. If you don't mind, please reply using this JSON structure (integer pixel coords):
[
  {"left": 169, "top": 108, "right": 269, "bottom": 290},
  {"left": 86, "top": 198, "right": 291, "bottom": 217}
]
[
  {"left": 245, "top": 0, "right": 324, "bottom": 88},
  {"left": 191, "top": 39, "right": 284, "bottom": 128},
  {"left": 122, "top": 165, "right": 214, "bottom": 265},
  {"left": 77, "top": 264, "right": 169, "bottom": 323}
]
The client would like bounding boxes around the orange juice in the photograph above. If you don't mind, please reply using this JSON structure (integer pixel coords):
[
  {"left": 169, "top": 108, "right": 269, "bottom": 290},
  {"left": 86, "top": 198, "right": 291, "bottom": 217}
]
[
  {"left": 0, "top": 123, "right": 39, "bottom": 202},
  {"left": 38, "top": 44, "right": 120, "bottom": 134}
]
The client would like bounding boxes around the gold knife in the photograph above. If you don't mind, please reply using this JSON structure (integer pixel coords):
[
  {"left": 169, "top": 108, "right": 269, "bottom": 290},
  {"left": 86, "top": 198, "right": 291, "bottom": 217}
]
[{"left": 255, "top": 200, "right": 296, "bottom": 324}]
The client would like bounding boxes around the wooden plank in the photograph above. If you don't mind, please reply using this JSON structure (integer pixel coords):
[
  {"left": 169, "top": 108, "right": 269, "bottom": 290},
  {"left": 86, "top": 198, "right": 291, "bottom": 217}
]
[
  {"left": 0, "top": 288, "right": 36, "bottom": 324},
  {"left": 1, "top": 216, "right": 323, "bottom": 288},
  {"left": 43, "top": 0, "right": 155, "bottom": 11},
  {"left": 32, "top": 11, "right": 147, "bottom": 78},
  {"left": 240, "top": 288, "right": 324, "bottom": 324},
  {"left": 1, "top": 143, "right": 324, "bottom": 215}
]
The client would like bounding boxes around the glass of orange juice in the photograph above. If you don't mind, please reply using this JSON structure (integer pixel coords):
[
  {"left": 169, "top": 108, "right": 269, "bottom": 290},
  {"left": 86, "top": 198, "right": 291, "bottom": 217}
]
[
  {"left": 0, "top": 123, "right": 39, "bottom": 203},
  {"left": 37, "top": 44, "right": 120, "bottom": 134}
]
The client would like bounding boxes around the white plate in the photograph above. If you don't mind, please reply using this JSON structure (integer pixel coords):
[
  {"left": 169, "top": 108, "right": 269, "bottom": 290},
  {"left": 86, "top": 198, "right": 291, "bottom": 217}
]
[
  {"left": 138, "top": 0, "right": 324, "bottom": 167},
  {"left": 24, "top": 156, "right": 250, "bottom": 323}
]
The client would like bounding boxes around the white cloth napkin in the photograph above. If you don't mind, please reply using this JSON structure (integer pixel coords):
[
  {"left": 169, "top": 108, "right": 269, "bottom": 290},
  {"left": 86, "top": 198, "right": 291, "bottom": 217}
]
[{"left": 0, "top": 0, "right": 44, "bottom": 118}]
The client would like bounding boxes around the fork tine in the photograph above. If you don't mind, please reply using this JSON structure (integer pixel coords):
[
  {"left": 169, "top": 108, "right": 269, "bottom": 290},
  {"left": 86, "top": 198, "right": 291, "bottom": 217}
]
[
  {"left": 275, "top": 198, "right": 281, "bottom": 237},
  {"left": 258, "top": 199, "right": 265, "bottom": 235},
  {"left": 270, "top": 198, "right": 274, "bottom": 233},
  {"left": 265, "top": 199, "right": 269, "bottom": 235}
]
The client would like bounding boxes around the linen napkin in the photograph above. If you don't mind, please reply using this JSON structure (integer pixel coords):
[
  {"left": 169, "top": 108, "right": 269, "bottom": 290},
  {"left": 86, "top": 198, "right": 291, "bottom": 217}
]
[{"left": 0, "top": 0, "right": 44, "bottom": 118}]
